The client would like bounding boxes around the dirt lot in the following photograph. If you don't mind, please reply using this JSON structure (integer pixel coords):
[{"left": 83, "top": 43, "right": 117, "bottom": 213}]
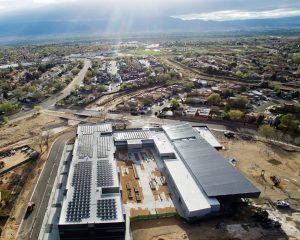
[
  {"left": 131, "top": 216, "right": 284, "bottom": 240},
  {"left": 0, "top": 161, "right": 36, "bottom": 224},
  {"left": 216, "top": 132, "right": 300, "bottom": 239},
  {"left": 0, "top": 113, "right": 62, "bottom": 149},
  {"left": 217, "top": 134, "right": 300, "bottom": 201},
  {"left": 0, "top": 151, "right": 28, "bottom": 174}
]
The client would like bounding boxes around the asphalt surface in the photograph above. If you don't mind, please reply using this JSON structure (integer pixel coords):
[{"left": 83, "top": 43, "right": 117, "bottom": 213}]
[{"left": 17, "top": 131, "right": 75, "bottom": 240}]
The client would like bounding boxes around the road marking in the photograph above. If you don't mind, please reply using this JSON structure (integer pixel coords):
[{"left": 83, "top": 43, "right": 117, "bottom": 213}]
[
  {"left": 15, "top": 139, "right": 58, "bottom": 239},
  {"left": 29, "top": 142, "right": 65, "bottom": 239},
  {"left": 15, "top": 135, "right": 71, "bottom": 240}
]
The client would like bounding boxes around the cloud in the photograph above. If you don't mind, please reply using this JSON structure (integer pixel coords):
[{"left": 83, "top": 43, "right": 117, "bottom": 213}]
[
  {"left": 33, "top": 0, "right": 77, "bottom": 4},
  {"left": 173, "top": 8, "right": 300, "bottom": 21}
]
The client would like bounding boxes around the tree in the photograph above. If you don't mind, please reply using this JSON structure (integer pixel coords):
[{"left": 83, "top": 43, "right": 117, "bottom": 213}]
[
  {"left": 210, "top": 106, "right": 220, "bottom": 117},
  {"left": 295, "top": 136, "right": 300, "bottom": 146},
  {"left": 273, "top": 85, "right": 282, "bottom": 97},
  {"left": 170, "top": 98, "right": 180, "bottom": 110},
  {"left": 97, "top": 85, "right": 107, "bottom": 93},
  {"left": 278, "top": 114, "right": 299, "bottom": 133},
  {"left": 140, "top": 97, "right": 153, "bottom": 106},
  {"left": 292, "top": 54, "right": 300, "bottom": 64},
  {"left": 207, "top": 93, "right": 221, "bottom": 105},
  {"left": 0, "top": 101, "right": 19, "bottom": 114},
  {"left": 74, "top": 84, "right": 80, "bottom": 91},
  {"left": 1, "top": 116, "right": 9, "bottom": 124},
  {"left": 231, "top": 96, "right": 248, "bottom": 109},
  {"left": 223, "top": 89, "right": 234, "bottom": 98},
  {"left": 53, "top": 80, "right": 67, "bottom": 92},
  {"left": 228, "top": 110, "right": 243, "bottom": 120},
  {"left": 256, "top": 114, "right": 265, "bottom": 127},
  {"left": 183, "top": 82, "right": 194, "bottom": 92},
  {"left": 258, "top": 125, "right": 278, "bottom": 139},
  {"left": 34, "top": 105, "right": 41, "bottom": 114}
]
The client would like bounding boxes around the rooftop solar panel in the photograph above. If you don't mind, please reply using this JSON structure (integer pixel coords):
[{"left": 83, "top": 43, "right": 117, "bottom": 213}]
[
  {"left": 97, "top": 199, "right": 117, "bottom": 221},
  {"left": 66, "top": 162, "right": 92, "bottom": 222}
]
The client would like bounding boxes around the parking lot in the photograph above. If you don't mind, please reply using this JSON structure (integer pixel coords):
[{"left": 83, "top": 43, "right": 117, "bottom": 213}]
[{"left": 0, "top": 146, "right": 35, "bottom": 174}]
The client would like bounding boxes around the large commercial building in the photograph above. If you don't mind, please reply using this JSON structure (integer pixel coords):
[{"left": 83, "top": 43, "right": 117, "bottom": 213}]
[
  {"left": 58, "top": 122, "right": 260, "bottom": 239},
  {"left": 58, "top": 124, "right": 126, "bottom": 240}
]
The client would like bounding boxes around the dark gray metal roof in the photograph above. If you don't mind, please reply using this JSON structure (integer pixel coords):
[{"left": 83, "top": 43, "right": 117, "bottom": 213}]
[
  {"left": 173, "top": 139, "right": 260, "bottom": 197},
  {"left": 162, "top": 123, "right": 200, "bottom": 141}
]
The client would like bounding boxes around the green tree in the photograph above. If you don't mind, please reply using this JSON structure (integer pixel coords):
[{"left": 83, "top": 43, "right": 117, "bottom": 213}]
[
  {"left": 53, "top": 80, "right": 67, "bottom": 92},
  {"left": 34, "top": 105, "right": 41, "bottom": 114},
  {"left": 292, "top": 54, "right": 300, "bottom": 64},
  {"left": 86, "top": 70, "right": 94, "bottom": 78},
  {"left": 207, "top": 93, "right": 221, "bottom": 105},
  {"left": 279, "top": 114, "right": 299, "bottom": 132},
  {"left": 97, "top": 85, "right": 107, "bottom": 93},
  {"left": 183, "top": 82, "right": 194, "bottom": 92},
  {"left": 294, "top": 136, "right": 300, "bottom": 146},
  {"left": 170, "top": 98, "right": 180, "bottom": 110},
  {"left": 231, "top": 96, "right": 248, "bottom": 109},
  {"left": 140, "top": 97, "right": 153, "bottom": 106},
  {"left": 78, "top": 61, "right": 84, "bottom": 69},
  {"left": 258, "top": 125, "right": 278, "bottom": 139},
  {"left": 2, "top": 116, "right": 9, "bottom": 124},
  {"left": 221, "top": 111, "right": 230, "bottom": 120},
  {"left": 228, "top": 110, "right": 243, "bottom": 120},
  {"left": 0, "top": 101, "right": 19, "bottom": 114},
  {"left": 274, "top": 85, "right": 282, "bottom": 96},
  {"left": 74, "top": 84, "right": 80, "bottom": 91}
]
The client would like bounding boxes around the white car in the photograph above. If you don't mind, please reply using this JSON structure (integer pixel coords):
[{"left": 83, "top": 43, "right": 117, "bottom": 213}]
[{"left": 276, "top": 200, "right": 290, "bottom": 208}]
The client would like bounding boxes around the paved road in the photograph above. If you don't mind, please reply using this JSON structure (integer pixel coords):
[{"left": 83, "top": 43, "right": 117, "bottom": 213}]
[
  {"left": 41, "top": 59, "right": 91, "bottom": 108},
  {"left": 17, "top": 131, "right": 75, "bottom": 240},
  {"left": 9, "top": 60, "right": 91, "bottom": 122}
]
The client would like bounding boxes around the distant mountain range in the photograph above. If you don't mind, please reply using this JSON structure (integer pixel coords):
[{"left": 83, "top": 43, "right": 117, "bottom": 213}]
[{"left": 0, "top": 16, "right": 300, "bottom": 41}]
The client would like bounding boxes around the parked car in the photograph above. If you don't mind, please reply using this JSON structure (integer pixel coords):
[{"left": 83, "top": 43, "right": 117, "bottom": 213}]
[
  {"left": 21, "top": 147, "right": 29, "bottom": 152},
  {"left": 224, "top": 131, "right": 235, "bottom": 138},
  {"left": 276, "top": 200, "right": 290, "bottom": 208}
]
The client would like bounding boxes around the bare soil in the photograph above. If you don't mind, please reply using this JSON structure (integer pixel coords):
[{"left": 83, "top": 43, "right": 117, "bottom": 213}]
[
  {"left": 218, "top": 136, "right": 300, "bottom": 200},
  {"left": 0, "top": 113, "right": 62, "bottom": 149},
  {"left": 131, "top": 217, "right": 283, "bottom": 240},
  {"left": 0, "top": 151, "right": 28, "bottom": 174}
]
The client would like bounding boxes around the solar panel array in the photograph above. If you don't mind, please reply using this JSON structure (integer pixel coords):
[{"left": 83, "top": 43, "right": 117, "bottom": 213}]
[
  {"left": 114, "top": 131, "right": 151, "bottom": 141},
  {"left": 81, "top": 124, "right": 112, "bottom": 134},
  {"left": 97, "top": 136, "right": 111, "bottom": 158},
  {"left": 80, "top": 125, "right": 94, "bottom": 135},
  {"left": 77, "top": 135, "right": 93, "bottom": 159},
  {"left": 94, "top": 124, "right": 112, "bottom": 133},
  {"left": 97, "top": 160, "right": 114, "bottom": 187},
  {"left": 66, "top": 162, "right": 92, "bottom": 222},
  {"left": 97, "top": 199, "right": 117, "bottom": 221}
]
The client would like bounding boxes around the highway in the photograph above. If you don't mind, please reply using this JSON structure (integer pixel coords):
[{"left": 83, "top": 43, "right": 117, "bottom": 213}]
[{"left": 16, "top": 131, "right": 75, "bottom": 240}]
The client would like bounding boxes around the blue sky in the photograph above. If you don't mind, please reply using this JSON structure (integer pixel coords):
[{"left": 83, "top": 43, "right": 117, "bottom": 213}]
[{"left": 1, "top": 0, "right": 300, "bottom": 21}]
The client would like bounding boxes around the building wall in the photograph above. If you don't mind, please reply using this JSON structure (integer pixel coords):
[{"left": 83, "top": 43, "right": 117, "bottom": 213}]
[{"left": 58, "top": 222, "right": 126, "bottom": 240}]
